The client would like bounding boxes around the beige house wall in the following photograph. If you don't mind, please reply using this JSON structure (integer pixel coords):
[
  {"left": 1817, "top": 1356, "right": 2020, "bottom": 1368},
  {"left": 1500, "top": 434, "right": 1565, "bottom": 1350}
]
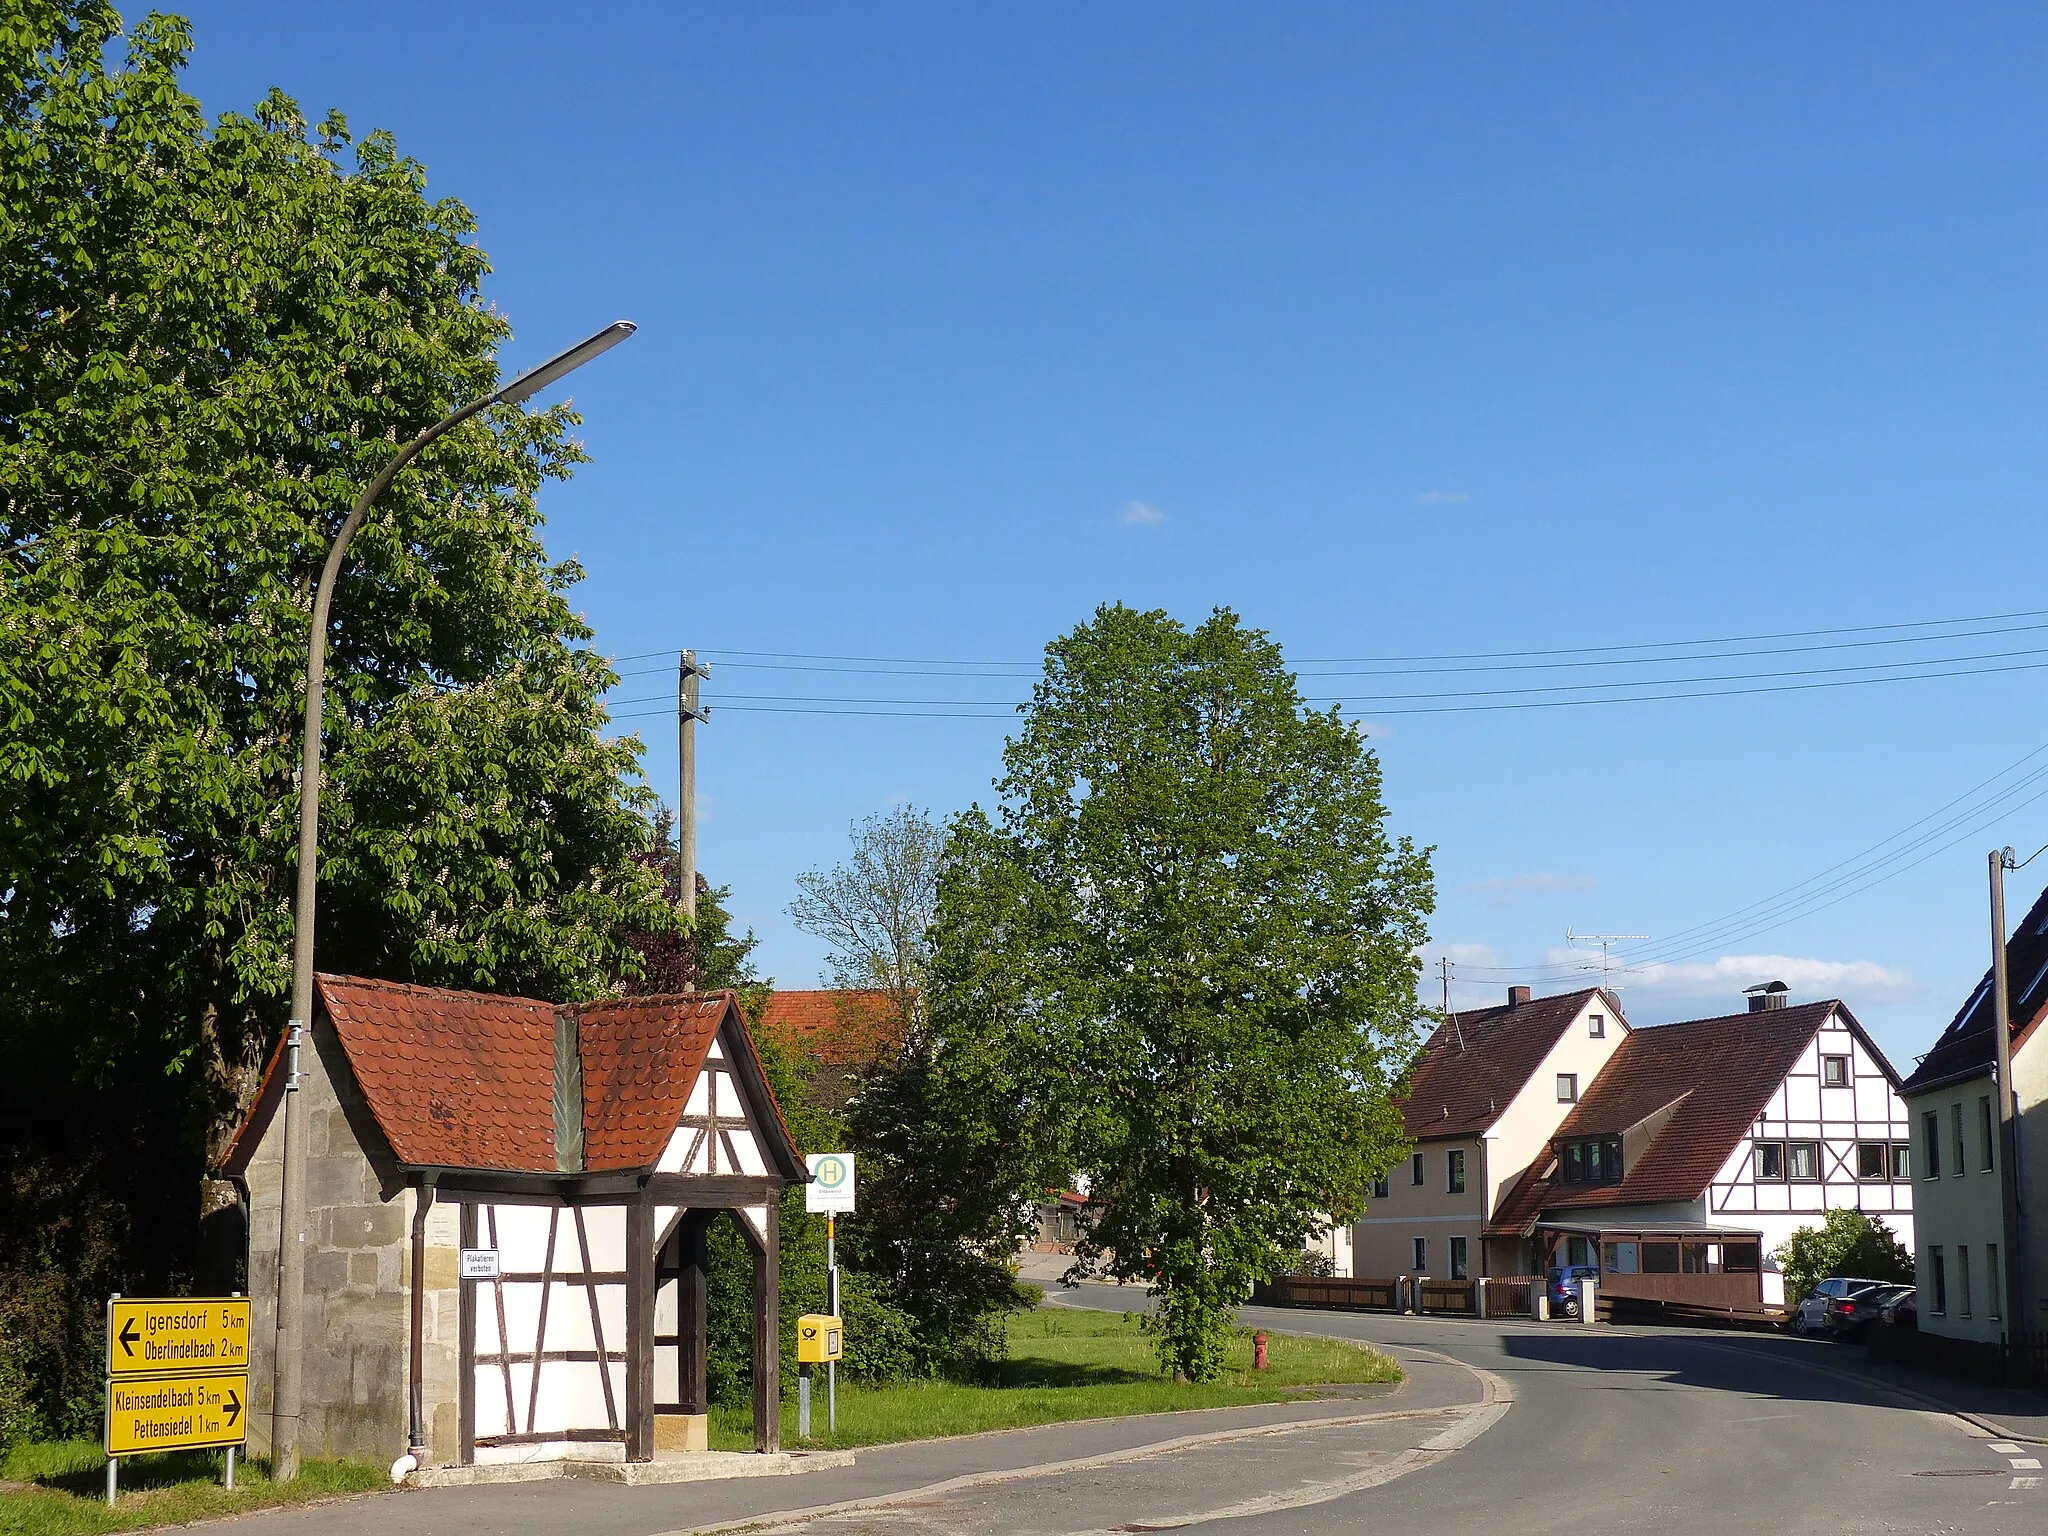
[
  {"left": 244, "top": 1020, "right": 462, "bottom": 1466},
  {"left": 1351, "top": 1136, "right": 1484, "bottom": 1279},
  {"left": 2016, "top": 1029, "right": 2048, "bottom": 1329},
  {"left": 1481, "top": 994, "right": 1628, "bottom": 1234}
]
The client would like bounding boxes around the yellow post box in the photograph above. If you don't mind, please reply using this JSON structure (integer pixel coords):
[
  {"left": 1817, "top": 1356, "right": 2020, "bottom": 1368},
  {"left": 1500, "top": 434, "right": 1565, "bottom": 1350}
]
[{"left": 796, "top": 1314, "right": 843, "bottom": 1364}]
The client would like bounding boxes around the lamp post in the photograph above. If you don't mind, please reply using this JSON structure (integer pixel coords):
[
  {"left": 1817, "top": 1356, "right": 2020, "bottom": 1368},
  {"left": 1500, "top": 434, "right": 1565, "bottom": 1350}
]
[{"left": 269, "top": 321, "right": 636, "bottom": 1480}]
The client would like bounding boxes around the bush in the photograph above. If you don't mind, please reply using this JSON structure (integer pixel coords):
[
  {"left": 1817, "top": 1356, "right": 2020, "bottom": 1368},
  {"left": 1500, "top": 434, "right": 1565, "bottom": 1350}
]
[{"left": 1776, "top": 1208, "right": 1913, "bottom": 1302}]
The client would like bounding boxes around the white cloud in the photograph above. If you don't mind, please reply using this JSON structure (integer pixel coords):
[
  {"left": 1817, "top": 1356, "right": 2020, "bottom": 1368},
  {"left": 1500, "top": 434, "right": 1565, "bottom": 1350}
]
[
  {"left": 1468, "top": 872, "right": 1594, "bottom": 904},
  {"left": 1538, "top": 949, "right": 1922, "bottom": 1011},
  {"left": 1120, "top": 500, "right": 1166, "bottom": 526},
  {"left": 1414, "top": 490, "right": 1471, "bottom": 506}
]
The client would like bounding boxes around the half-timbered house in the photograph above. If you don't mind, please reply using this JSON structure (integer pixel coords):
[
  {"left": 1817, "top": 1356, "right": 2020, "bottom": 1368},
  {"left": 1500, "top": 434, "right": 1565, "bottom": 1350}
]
[
  {"left": 1486, "top": 985, "right": 1915, "bottom": 1305},
  {"left": 222, "top": 975, "right": 804, "bottom": 1470}
]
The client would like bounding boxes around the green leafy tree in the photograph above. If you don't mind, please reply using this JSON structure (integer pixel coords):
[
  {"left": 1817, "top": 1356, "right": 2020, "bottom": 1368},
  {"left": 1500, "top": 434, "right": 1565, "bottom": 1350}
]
[
  {"left": 931, "top": 604, "right": 1433, "bottom": 1380},
  {"left": 0, "top": 3, "right": 675, "bottom": 1424},
  {"left": 1776, "top": 1208, "right": 1914, "bottom": 1304}
]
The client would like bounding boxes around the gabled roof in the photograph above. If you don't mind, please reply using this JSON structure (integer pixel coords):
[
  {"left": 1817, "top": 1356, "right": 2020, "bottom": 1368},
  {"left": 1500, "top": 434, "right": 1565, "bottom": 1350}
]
[
  {"left": 221, "top": 975, "right": 803, "bottom": 1180},
  {"left": 757, "top": 989, "right": 905, "bottom": 1066},
  {"left": 1487, "top": 999, "right": 1856, "bottom": 1236},
  {"left": 1400, "top": 986, "right": 1617, "bottom": 1140},
  {"left": 1901, "top": 880, "right": 2048, "bottom": 1098}
]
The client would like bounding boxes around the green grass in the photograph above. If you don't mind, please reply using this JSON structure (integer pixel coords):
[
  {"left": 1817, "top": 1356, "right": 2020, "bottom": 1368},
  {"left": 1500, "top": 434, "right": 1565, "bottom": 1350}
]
[
  {"left": 0, "top": 1441, "right": 384, "bottom": 1536},
  {"left": 711, "top": 1305, "right": 1400, "bottom": 1451}
]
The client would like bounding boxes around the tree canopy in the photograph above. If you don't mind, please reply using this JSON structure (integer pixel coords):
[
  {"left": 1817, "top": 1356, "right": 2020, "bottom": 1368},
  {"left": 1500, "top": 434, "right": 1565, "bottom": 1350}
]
[
  {"left": 0, "top": 2, "right": 675, "bottom": 1436},
  {"left": 930, "top": 604, "right": 1433, "bottom": 1379}
]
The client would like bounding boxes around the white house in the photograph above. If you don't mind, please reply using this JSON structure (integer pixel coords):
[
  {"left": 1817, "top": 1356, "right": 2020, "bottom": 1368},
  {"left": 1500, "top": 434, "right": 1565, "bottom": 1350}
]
[{"left": 1488, "top": 985, "right": 1915, "bottom": 1306}]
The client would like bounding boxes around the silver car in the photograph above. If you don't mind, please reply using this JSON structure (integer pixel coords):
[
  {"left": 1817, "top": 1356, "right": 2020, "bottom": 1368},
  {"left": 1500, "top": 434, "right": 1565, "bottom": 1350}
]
[{"left": 1790, "top": 1276, "right": 1891, "bottom": 1335}]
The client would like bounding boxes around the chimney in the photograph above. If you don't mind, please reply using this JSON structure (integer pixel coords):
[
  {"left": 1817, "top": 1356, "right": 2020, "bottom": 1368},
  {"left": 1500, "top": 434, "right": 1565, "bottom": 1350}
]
[
  {"left": 1744, "top": 980, "right": 1789, "bottom": 1013},
  {"left": 1508, "top": 985, "right": 1532, "bottom": 1008}
]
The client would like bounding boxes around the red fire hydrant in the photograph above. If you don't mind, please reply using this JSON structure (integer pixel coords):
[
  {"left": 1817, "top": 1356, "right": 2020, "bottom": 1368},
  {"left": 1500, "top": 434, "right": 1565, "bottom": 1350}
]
[{"left": 1253, "top": 1330, "right": 1269, "bottom": 1371}]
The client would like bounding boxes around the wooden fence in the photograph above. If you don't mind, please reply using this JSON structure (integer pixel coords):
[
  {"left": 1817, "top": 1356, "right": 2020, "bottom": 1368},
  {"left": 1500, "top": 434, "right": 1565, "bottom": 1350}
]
[
  {"left": 1418, "top": 1279, "right": 1477, "bottom": 1316},
  {"left": 1480, "top": 1276, "right": 1539, "bottom": 1317},
  {"left": 1250, "top": 1275, "right": 1400, "bottom": 1311}
]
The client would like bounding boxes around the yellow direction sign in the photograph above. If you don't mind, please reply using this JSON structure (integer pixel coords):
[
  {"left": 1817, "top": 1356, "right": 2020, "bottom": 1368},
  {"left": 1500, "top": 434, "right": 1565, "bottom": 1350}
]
[
  {"left": 108, "top": 1297, "right": 250, "bottom": 1379},
  {"left": 105, "top": 1371, "right": 249, "bottom": 1455}
]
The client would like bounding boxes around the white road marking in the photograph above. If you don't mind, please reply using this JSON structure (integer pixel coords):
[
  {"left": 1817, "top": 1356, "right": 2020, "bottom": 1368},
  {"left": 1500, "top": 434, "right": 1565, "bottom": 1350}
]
[
  {"left": 1988, "top": 1441, "right": 2024, "bottom": 1454},
  {"left": 2011, "top": 1457, "right": 2042, "bottom": 1469},
  {"left": 2012, "top": 1476, "right": 2043, "bottom": 1490}
]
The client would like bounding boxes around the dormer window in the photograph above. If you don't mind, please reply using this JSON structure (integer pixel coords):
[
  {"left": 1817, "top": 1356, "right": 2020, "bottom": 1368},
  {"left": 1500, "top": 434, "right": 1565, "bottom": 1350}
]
[{"left": 1559, "top": 1135, "right": 1622, "bottom": 1185}]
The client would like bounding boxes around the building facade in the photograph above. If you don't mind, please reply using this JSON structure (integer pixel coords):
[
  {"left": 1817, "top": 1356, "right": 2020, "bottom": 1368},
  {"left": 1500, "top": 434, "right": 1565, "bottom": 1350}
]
[
  {"left": 1488, "top": 988, "right": 1915, "bottom": 1306},
  {"left": 1900, "top": 882, "right": 2048, "bottom": 1345},
  {"left": 1349, "top": 986, "right": 1627, "bottom": 1280}
]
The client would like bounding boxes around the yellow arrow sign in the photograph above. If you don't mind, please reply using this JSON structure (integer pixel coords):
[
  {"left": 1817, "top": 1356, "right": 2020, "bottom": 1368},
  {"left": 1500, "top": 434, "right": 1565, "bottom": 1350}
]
[
  {"left": 108, "top": 1298, "right": 251, "bottom": 1379},
  {"left": 105, "top": 1371, "right": 249, "bottom": 1455}
]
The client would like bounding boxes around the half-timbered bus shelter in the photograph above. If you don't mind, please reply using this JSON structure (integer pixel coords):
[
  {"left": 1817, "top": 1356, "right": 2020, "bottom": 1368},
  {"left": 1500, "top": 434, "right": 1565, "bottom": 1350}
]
[{"left": 223, "top": 975, "right": 804, "bottom": 1468}]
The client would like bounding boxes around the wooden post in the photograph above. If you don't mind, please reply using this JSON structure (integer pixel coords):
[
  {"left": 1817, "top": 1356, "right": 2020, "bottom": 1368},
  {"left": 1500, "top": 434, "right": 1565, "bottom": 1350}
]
[
  {"left": 680, "top": 1212, "right": 709, "bottom": 1420},
  {"left": 626, "top": 1194, "right": 655, "bottom": 1461},
  {"left": 752, "top": 1203, "right": 780, "bottom": 1452},
  {"left": 458, "top": 1201, "right": 477, "bottom": 1466}
]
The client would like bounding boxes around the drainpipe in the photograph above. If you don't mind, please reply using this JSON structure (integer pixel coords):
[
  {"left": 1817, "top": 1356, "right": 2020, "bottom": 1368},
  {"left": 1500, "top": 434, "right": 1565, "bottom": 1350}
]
[{"left": 409, "top": 1173, "right": 435, "bottom": 1463}]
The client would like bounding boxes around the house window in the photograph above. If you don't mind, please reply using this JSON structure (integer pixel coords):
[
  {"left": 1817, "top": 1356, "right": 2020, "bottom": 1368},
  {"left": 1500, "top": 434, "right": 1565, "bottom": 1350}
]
[
  {"left": 1952, "top": 1103, "right": 1966, "bottom": 1177},
  {"left": 1411, "top": 1152, "right": 1424, "bottom": 1186},
  {"left": 1722, "top": 1241, "right": 1761, "bottom": 1273},
  {"left": 1447, "top": 1149, "right": 1466, "bottom": 1195},
  {"left": 1890, "top": 1142, "right": 1912, "bottom": 1180},
  {"left": 1756, "top": 1142, "right": 1786, "bottom": 1180},
  {"left": 1372, "top": 1174, "right": 1390, "bottom": 1200},
  {"left": 1603, "top": 1241, "right": 1639, "bottom": 1274},
  {"left": 1565, "top": 1235, "right": 1594, "bottom": 1267},
  {"left": 1989, "top": 1244, "right": 2002, "bottom": 1321},
  {"left": 1449, "top": 1236, "right": 1469, "bottom": 1280},
  {"left": 1412, "top": 1237, "right": 1428, "bottom": 1271},
  {"left": 1923, "top": 1111, "right": 1941, "bottom": 1178},
  {"left": 1822, "top": 1054, "right": 1850, "bottom": 1087},
  {"left": 1588, "top": 1012, "right": 1605, "bottom": 1038},
  {"left": 1856, "top": 1143, "right": 1888, "bottom": 1181},
  {"left": 1786, "top": 1142, "right": 1820, "bottom": 1181},
  {"left": 1930, "top": 1247, "right": 1947, "bottom": 1313},
  {"left": 1560, "top": 1136, "right": 1621, "bottom": 1185},
  {"left": 1957, "top": 1245, "right": 1972, "bottom": 1320},
  {"left": 1557, "top": 1073, "right": 1578, "bottom": 1103},
  {"left": 1979, "top": 1095, "right": 1995, "bottom": 1172}
]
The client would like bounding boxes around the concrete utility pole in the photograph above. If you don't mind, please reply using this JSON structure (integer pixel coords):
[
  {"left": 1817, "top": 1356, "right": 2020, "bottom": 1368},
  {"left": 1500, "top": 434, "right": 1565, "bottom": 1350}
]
[
  {"left": 1989, "top": 848, "right": 2027, "bottom": 1338},
  {"left": 676, "top": 652, "right": 709, "bottom": 932},
  {"left": 270, "top": 322, "right": 635, "bottom": 1480}
]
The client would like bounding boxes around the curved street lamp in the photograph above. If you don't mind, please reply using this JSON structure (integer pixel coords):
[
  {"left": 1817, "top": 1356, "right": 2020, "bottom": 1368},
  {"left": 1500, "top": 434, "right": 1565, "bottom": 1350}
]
[{"left": 270, "top": 321, "right": 636, "bottom": 1479}]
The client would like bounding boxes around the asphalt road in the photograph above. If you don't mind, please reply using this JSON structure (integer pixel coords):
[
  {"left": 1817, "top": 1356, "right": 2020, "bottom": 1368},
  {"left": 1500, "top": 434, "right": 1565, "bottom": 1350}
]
[{"left": 210, "top": 1287, "right": 2044, "bottom": 1536}]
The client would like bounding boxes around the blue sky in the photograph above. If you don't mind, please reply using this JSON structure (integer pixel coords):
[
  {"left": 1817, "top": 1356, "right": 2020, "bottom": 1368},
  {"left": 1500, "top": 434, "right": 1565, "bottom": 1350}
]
[{"left": 167, "top": 2, "right": 2048, "bottom": 1068}]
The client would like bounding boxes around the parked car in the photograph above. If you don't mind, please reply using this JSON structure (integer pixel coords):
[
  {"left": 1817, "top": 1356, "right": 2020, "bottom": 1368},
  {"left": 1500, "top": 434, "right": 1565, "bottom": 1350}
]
[
  {"left": 1824, "top": 1282, "right": 1912, "bottom": 1341},
  {"left": 1790, "top": 1276, "right": 1891, "bottom": 1335},
  {"left": 1877, "top": 1288, "right": 1917, "bottom": 1332},
  {"left": 1546, "top": 1265, "right": 1601, "bottom": 1319}
]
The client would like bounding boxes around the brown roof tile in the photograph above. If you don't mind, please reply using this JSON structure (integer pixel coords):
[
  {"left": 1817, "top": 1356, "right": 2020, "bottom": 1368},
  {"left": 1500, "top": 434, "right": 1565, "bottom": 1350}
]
[
  {"left": 1486, "top": 1000, "right": 1847, "bottom": 1236},
  {"left": 1400, "top": 986, "right": 1613, "bottom": 1140},
  {"left": 577, "top": 993, "right": 725, "bottom": 1171},
  {"left": 757, "top": 989, "right": 905, "bottom": 1065}
]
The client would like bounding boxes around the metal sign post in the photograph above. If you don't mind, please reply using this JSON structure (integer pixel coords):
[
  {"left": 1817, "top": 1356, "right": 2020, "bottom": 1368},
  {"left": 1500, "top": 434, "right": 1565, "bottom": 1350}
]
[{"left": 805, "top": 1154, "right": 856, "bottom": 1437}]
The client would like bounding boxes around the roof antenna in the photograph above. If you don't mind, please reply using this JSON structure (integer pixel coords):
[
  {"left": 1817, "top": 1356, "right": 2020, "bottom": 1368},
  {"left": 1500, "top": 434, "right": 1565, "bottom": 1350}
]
[
  {"left": 1566, "top": 929, "right": 1649, "bottom": 993},
  {"left": 1441, "top": 956, "right": 1467, "bottom": 1053}
]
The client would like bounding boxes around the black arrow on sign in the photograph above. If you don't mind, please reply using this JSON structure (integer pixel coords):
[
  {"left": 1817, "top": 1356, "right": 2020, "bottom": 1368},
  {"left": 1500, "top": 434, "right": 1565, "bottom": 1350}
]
[
  {"left": 118, "top": 1319, "right": 139, "bottom": 1357},
  {"left": 224, "top": 1388, "right": 242, "bottom": 1426}
]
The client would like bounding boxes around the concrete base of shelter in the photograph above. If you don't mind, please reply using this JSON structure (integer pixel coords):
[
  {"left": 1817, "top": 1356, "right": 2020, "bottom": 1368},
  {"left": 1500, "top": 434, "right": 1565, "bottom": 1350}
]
[{"left": 407, "top": 1449, "right": 855, "bottom": 1489}]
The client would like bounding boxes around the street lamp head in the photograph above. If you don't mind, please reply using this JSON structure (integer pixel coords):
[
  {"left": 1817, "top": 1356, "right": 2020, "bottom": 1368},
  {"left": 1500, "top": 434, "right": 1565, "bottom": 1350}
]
[{"left": 490, "top": 320, "right": 637, "bottom": 408}]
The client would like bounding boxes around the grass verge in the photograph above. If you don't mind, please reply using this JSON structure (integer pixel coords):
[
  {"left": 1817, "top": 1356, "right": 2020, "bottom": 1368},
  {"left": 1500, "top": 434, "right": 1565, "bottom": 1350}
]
[
  {"left": 0, "top": 1441, "right": 383, "bottom": 1536},
  {"left": 711, "top": 1305, "right": 1400, "bottom": 1451}
]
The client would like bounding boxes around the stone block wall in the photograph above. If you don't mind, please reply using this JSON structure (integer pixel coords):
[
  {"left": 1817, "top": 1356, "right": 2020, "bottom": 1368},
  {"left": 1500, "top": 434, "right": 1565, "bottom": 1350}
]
[{"left": 245, "top": 1019, "right": 461, "bottom": 1465}]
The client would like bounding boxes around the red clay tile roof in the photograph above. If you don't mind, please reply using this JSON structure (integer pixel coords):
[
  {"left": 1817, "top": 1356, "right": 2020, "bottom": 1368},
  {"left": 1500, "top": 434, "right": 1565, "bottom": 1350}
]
[
  {"left": 1486, "top": 1000, "right": 1845, "bottom": 1237},
  {"left": 577, "top": 994, "right": 726, "bottom": 1171},
  {"left": 1400, "top": 986, "right": 1614, "bottom": 1140},
  {"left": 220, "top": 976, "right": 803, "bottom": 1180},
  {"left": 757, "top": 989, "right": 905, "bottom": 1065},
  {"left": 320, "top": 974, "right": 561, "bottom": 1173}
]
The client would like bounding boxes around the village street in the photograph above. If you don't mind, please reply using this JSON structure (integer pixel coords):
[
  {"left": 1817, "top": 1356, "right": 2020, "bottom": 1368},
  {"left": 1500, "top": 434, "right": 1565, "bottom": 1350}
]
[{"left": 203, "top": 1286, "right": 2046, "bottom": 1536}]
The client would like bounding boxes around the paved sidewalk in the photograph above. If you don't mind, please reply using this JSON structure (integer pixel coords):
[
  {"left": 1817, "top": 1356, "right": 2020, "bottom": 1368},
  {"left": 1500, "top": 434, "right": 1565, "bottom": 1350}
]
[{"left": 207, "top": 1345, "right": 1483, "bottom": 1536}]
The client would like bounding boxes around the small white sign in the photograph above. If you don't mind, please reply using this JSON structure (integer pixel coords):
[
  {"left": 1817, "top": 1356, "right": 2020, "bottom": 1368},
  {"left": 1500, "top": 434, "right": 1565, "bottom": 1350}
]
[
  {"left": 805, "top": 1152, "right": 856, "bottom": 1214},
  {"left": 459, "top": 1248, "right": 501, "bottom": 1280}
]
